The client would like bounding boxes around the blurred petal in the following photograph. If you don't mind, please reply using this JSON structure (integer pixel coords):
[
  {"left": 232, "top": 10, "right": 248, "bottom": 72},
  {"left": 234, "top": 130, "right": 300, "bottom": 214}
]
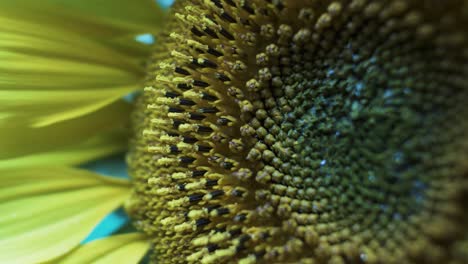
[
  {"left": 0, "top": 131, "right": 128, "bottom": 169},
  {"left": 54, "top": 233, "right": 149, "bottom": 264},
  {"left": 0, "top": 100, "right": 131, "bottom": 160},
  {"left": 0, "top": 167, "right": 130, "bottom": 264},
  {"left": 0, "top": 0, "right": 167, "bottom": 43},
  {"left": 0, "top": 16, "right": 141, "bottom": 127},
  {"left": 53, "top": 0, "right": 167, "bottom": 34},
  {"left": 0, "top": 0, "right": 165, "bottom": 132},
  {"left": 81, "top": 154, "right": 131, "bottom": 243}
]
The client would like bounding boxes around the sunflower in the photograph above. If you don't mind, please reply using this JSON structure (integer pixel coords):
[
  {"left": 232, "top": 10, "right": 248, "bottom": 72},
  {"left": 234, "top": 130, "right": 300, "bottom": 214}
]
[
  {"left": 2, "top": 0, "right": 468, "bottom": 264},
  {"left": 0, "top": 0, "right": 166, "bottom": 263}
]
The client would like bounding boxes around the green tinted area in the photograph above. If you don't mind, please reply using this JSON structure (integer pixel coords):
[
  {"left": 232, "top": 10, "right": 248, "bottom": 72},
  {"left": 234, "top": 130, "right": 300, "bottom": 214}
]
[{"left": 127, "top": 1, "right": 468, "bottom": 263}]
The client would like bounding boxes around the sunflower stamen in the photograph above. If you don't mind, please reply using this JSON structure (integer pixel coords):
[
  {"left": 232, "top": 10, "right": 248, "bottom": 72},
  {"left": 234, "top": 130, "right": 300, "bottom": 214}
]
[{"left": 127, "top": 1, "right": 468, "bottom": 263}]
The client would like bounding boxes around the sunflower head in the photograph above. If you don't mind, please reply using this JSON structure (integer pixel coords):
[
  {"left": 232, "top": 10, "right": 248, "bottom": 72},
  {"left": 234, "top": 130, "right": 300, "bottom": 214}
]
[
  {"left": 124, "top": 0, "right": 468, "bottom": 263},
  {"left": 2, "top": 0, "right": 468, "bottom": 263}
]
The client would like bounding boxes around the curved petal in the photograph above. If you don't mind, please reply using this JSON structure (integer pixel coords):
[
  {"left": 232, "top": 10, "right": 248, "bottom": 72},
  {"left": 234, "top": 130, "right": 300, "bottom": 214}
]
[
  {"left": 0, "top": 131, "right": 128, "bottom": 169},
  {"left": 50, "top": 0, "right": 167, "bottom": 35},
  {"left": 0, "top": 0, "right": 166, "bottom": 41},
  {"left": 0, "top": 100, "right": 131, "bottom": 160},
  {"left": 0, "top": 0, "right": 165, "bottom": 128},
  {"left": 0, "top": 17, "right": 141, "bottom": 127},
  {"left": 0, "top": 167, "right": 131, "bottom": 264},
  {"left": 53, "top": 233, "right": 150, "bottom": 264}
]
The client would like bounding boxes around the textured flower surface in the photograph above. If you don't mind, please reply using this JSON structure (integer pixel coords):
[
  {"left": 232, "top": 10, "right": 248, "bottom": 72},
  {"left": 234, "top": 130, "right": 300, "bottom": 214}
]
[{"left": 1, "top": 0, "right": 468, "bottom": 264}]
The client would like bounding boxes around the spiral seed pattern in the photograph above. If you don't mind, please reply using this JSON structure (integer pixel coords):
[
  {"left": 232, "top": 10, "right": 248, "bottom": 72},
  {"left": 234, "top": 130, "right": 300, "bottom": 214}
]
[{"left": 127, "top": 1, "right": 468, "bottom": 263}]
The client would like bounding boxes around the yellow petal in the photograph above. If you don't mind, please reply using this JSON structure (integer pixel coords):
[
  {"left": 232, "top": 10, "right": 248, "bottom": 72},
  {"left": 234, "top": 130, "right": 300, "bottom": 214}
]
[
  {"left": 0, "top": 0, "right": 162, "bottom": 127},
  {"left": 0, "top": 22, "right": 140, "bottom": 126},
  {"left": 52, "top": 233, "right": 150, "bottom": 264},
  {"left": 0, "top": 83, "right": 135, "bottom": 128},
  {"left": 0, "top": 100, "right": 131, "bottom": 160},
  {"left": 0, "top": 0, "right": 166, "bottom": 38},
  {"left": 0, "top": 167, "right": 130, "bottom": 264},
  {"left": 0, "top": 131, "right": 127, "bottom": 169},
  {"left": 43, "top": 0, "right": 167, "bottom": 35}
]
